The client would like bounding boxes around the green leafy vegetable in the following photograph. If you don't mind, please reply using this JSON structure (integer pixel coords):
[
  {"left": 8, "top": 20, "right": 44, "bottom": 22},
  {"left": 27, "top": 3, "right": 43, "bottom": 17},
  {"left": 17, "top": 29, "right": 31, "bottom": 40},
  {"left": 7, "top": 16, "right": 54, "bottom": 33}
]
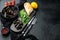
[{"left": 19, "top": 9, "right": 29, "bottom": 25}]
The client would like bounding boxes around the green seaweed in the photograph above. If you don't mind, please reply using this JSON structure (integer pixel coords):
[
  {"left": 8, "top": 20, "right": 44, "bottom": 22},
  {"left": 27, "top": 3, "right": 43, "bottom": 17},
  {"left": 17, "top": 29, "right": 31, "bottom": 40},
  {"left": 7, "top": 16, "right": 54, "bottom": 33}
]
[{"left": 19, "top": 9, "right": 29, "bottom": 25}]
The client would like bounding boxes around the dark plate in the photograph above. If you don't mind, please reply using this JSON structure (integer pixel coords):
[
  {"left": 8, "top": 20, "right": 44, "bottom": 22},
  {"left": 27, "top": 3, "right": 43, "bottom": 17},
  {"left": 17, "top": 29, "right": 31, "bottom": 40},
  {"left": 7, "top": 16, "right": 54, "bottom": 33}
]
[{"left": 10, "top": 4, "right": 37, "bottom": 33}]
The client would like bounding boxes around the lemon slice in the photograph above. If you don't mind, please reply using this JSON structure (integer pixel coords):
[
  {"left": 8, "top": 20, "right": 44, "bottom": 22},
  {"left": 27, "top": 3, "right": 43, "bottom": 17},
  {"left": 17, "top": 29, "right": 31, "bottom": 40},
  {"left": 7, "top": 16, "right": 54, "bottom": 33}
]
[{"left": 31, "top": 2, "right": 38, "bottom": 9}]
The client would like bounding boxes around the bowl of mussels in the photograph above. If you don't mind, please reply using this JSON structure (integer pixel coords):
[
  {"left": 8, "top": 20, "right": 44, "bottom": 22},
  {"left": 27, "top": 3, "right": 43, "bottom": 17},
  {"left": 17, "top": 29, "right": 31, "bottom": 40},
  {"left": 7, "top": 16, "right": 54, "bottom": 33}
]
[{"left": 1, "top": 5, "right": 19, "bottom": 19}]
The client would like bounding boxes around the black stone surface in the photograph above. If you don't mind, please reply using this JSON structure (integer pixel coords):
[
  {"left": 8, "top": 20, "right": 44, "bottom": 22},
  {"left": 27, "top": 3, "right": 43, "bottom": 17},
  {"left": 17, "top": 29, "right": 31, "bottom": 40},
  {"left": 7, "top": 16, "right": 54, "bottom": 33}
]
[{"left": 0, "top": 0, "right": 60, "bottom": 40}]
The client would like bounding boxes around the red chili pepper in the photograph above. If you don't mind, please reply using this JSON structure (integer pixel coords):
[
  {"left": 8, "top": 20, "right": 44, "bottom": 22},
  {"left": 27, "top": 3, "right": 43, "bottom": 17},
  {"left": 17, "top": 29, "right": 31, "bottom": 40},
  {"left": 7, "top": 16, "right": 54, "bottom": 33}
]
[
  {"left": 4, "top": 2, "right": 8, "bottom": 7},
  {"left": 11, "top": 0, "right": 16, "bottom": 6},
  {"left": 8, "top": 1, "right": 12, "bottom": 6}
]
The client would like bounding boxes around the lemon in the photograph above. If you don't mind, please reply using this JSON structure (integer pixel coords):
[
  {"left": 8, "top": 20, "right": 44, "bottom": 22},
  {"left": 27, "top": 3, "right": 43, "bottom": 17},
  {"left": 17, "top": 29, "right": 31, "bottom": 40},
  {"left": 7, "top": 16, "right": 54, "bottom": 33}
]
[{"left": 31, "top": 2, "right": 38, "bottom": 9}]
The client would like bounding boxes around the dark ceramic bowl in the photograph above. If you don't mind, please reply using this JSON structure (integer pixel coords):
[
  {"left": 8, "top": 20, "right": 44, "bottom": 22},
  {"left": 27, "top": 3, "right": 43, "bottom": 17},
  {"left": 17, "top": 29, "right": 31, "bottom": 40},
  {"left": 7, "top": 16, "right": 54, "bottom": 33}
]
[
  {"left": 1, "top": 5, "right": 19, "bottom": 20},
  {"left": 1, "top": 27, "right": 9, "bottom": 36}
]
